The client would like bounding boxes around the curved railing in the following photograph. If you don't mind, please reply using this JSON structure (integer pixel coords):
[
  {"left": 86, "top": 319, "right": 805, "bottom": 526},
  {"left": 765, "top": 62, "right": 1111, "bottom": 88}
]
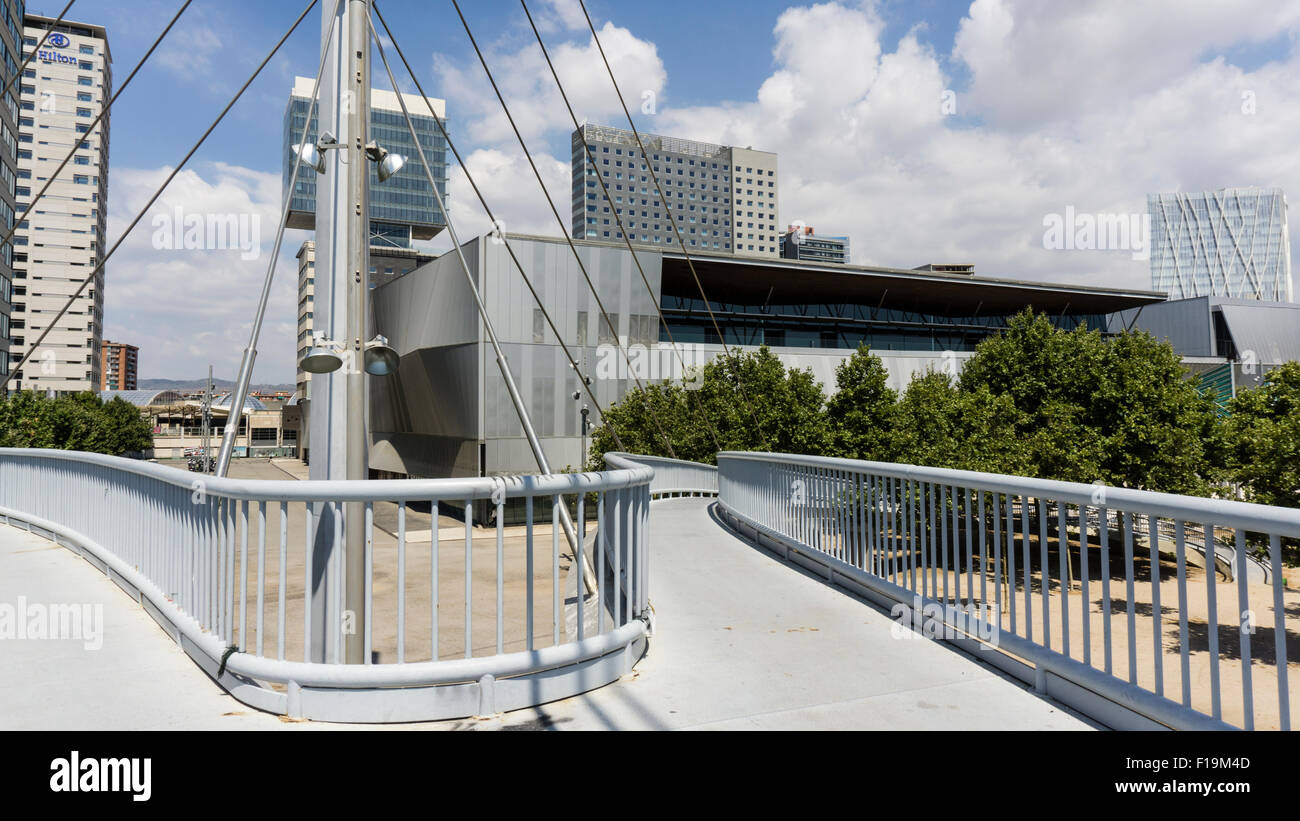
[
  {"left": 715, "top": 451, "right": 1299, "bottom": 731},
  {"left": 605, "top": 452, "right": 717, "bottom": 498},
  {"left": 0, "top": 448, "right": 652, "bottom": 723}
]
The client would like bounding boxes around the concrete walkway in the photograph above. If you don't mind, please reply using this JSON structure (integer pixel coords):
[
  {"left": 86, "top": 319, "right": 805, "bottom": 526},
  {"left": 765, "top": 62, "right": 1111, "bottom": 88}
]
[{"left": 0, "top": 498, "right": 1093, "bottom": 730}]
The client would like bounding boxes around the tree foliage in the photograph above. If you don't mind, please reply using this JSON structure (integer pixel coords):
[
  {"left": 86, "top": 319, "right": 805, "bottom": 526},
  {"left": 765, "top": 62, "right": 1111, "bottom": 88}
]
[
  {"left": 584, "top": 310, "right": 1295, "bottom": 508},
  {"left": 0, "top": 391, "right": 153, "bottom": 456},
  {"left": 1222, "top": 361, "right": 1300, "bottom": 509}
]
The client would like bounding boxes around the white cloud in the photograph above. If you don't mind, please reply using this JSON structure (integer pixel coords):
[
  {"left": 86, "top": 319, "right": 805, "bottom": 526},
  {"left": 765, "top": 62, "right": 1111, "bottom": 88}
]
[{"left": 104, "top": 163, "right": 303, "bottom": 384}]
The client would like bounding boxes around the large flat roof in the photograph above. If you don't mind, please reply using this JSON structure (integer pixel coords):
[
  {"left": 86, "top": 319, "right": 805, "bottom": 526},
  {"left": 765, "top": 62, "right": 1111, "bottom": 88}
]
[
  {"left": 472, "top": 233, "right": 1166, "bottom": 316},
  {"left": 661, "top": 249, "right": 1166, "bottom": 316}
]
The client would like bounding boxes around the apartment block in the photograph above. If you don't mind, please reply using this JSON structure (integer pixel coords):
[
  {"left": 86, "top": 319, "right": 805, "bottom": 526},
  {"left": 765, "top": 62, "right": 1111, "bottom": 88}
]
[
  {"left": 571, "top": 124, "right": 780, "bottom": 258},
  {"left": 99, "top": 338, "right": 135, "bottom": 390}
]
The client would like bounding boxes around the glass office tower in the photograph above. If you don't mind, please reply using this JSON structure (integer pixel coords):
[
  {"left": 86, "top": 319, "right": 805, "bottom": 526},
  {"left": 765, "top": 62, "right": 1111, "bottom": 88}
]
[
  {"left": 282, "top": 77, "right": 448, "bottom": 248},
  {"left": 1148, "top": 187, "right": 1293, "bottom": 302}
]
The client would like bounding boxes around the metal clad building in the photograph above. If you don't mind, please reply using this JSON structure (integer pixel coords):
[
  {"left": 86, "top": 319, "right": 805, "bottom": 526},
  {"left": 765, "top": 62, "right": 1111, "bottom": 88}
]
[{"left": 371, "top": 234, "right": 1162, "bottom": 480}]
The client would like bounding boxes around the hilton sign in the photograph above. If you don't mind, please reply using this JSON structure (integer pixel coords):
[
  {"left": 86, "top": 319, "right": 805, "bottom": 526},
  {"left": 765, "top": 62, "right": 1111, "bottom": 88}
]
[{"left": 37, "top": 32, "right": 76, "bottom": 65}]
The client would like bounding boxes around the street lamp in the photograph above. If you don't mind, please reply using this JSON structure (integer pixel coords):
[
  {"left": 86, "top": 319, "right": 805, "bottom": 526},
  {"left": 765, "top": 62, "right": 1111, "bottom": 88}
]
[
  {"left": 362, "top": 335, "right": 399, "bottom": 375},
  {"left": 299, "top": 333, "right": 344, "bottom": 374}
]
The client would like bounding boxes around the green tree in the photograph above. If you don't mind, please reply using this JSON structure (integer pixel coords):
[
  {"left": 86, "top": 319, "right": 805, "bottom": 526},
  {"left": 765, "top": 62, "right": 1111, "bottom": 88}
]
[
  {"left": 959, "top": 310, "right": 1219, "bottom": 493},
  {"left": 0, "top": 391, "right": 153, "bottom": 456},
  {"left": 891, "top": 370, "right": 1027, "bottom": 473},
  {"left": 1222, "top": 361, "right": 1300, "bottom": 509},
  {"left": 825, "top": 343, "right": 897, "bottom": 461},
  {"left": 588, "top": 346, "right": 831, "bottom": 467}
]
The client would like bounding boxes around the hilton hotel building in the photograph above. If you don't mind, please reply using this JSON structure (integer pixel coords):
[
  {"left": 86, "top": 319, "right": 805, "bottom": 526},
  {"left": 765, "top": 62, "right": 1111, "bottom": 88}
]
[
  {"left": 571, "top": 123, "right": 780, "bottom": 258},
  {"left": 9, "top": 14, "right": 110, "bottom": 394}
]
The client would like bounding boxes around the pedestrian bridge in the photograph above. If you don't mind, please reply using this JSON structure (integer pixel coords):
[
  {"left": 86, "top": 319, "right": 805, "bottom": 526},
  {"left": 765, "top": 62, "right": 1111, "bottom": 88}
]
[{"left": 0, "top": 449, "right": 1295, "bottom": 730}]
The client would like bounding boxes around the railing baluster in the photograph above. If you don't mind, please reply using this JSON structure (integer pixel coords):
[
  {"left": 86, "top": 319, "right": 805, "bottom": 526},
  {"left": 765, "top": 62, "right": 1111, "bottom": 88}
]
[
  {"left": 1175, "top": 520, "right": 1190, "bottom": 707},
  {"left": 278, "top": 500, "right": 286, "bottom": 662},
  {"left": 432, "top": 497, "right": 440, "bottom": 661},
  {"left": 1079, "top": 504, "right": 1090, "bottom": 667},
  {"left": 1124, "top": 511, "right": 1137, "bottom": 685},
  {"left": 256, "top": 500, "right": 265, "bottom": 657},
  {"left": 397, "top": 500, "right": 406, "bottom": 664},
  {"left": 1099, "top": 505, "right": 1111, "bottom": 675},
  {"left": 1148, "top": 513, "right": 1162, "bottom": 697},
  {"left": 465, "top": 499, "right": 473, "bottom": 660},
  {"left": 1203, "top": 519, "right": 1221, "bottom": 719},
  {"left": 364, "top": 500, "right": 373, "bottom": 665},
  {"left": 1058, "top": 501, "right": 1070, "bottom": 660},
  {"left": 526, "top": 494, "right": 535, "bottom": 647},
  {"left": 1268, "top": 534, "right": 1289, "bottom": 731},
  {"left": 1234, "top": 530, "right": 1253, "bottom": 729},
  {"left": 552, "top": 494, "right": 561, "bottom": 646},
  {"left": 496, "top": 492, "right": 505, "bottom": 656}
]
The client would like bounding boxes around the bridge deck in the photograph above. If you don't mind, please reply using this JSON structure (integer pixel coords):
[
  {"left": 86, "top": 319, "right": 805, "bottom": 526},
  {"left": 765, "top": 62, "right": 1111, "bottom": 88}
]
[{"left": 0, "top": 498, "right": 1093, "bottom": 730}]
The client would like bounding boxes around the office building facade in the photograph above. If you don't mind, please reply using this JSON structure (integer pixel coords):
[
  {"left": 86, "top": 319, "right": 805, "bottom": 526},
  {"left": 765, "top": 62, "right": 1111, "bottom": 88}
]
[
  {"left": 781, "top": 225, "right": 850, "bottom": 264},
  {"left": 0, "top": 1, "right": 23, "bottom": 386},
  {"left": 9, "top": 13, "right": 110, "bottom": 394},
  {"left": 99, "top": 338, "right": 135, "bottom": 390},
  {"left": 283, "top": 76, "right": 448, "bottom": 249},
  {"left": 1148, "top": 187, "right": 1293, "bottom": 302},
  {"left": 571, "top": 124, "right": 779, "bottom": 258}
]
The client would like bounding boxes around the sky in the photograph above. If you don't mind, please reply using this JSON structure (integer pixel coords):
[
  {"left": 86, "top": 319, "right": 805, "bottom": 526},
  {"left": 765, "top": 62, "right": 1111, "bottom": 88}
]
[{"left": 38, "top": 0, "right": 1300, "bottom": 382}]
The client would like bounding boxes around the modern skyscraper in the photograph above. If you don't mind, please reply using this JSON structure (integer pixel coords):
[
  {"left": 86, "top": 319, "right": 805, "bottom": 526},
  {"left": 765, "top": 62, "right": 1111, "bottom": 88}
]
[
  {"left": 99, "top": 339, "right": 136, "bottom": 390},
  {"left": 9, "top": 13, "right": 110, "bottom": 394},
  {"left": 283, "top": 76, "right": 448, "bottom": 249},
  {"left": 571, "top": 124, "right": 780, "bottom": 258},
  {"left": 1148, "top": 187, "right": 1293, "bottom": 302},
  {"left": 0, "top": 1, "right": 24, "bottom": 389}
]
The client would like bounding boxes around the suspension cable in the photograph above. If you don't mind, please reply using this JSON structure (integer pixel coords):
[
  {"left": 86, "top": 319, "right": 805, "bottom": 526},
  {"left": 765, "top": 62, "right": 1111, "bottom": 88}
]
[
  {"left": 519, "top": 0, "right": 722, "bottom": 454},
  {"left": 0, "top": 1, "right": 195, "bottom": 266},
  {"left": 576, "top": 0, "right": 769, "bottom": 444},
  {"left": 449, "top": 0, "right": 680, "bottom": 459},
  {"left": 214, "top": 0, "right": 344, "bottom": 476},
  {"left": 2, "top": 0, "right": 321, "bottom": 391},
  {"left": 371, "top": 2, "right": 650, "bottom": 459},
  {"left": 0, "top": 0, "right": 76, "bottom": 104}
]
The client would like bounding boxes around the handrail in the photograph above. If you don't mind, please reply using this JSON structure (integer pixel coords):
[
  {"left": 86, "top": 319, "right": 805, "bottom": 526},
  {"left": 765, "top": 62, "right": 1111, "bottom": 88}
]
[
  {"left": 0, "top": 448, "right": 653, "bottom": 723},
  {"left": 718, "top": 451, "right": 1300, "bottom": 537},
  {"left": 715, "top": 451, "right": 1296, "bottom": 731},
  {"left": 606, "top": 452, "right": 718, "bottom": 498}
]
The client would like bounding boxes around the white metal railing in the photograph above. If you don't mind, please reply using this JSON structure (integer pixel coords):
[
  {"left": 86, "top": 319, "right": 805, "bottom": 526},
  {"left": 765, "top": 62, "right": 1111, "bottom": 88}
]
[
  {"left": 716, "top": 451, "right": 1299, "bottom": 731},
  {"left": 0, "top": 448, "right": 653, "bottom": 723},
  {"left": 606, "top": 452, "right": 717, "bottom": 498}
]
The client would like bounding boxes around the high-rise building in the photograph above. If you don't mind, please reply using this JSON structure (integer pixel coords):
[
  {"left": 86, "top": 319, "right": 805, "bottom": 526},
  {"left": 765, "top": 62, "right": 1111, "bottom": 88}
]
[
  {"left": 9, "top": 13, "right": 110, "bottom": 394},
  {"left": 0, "top": 1, "right": 25, "bottom": 389},
  {"left": 1148, "top": 187, "right": 1293, "bottom": 302},
  {"left": 283, "top": 76, "right": 448, "bottom": 249},
  {"left": 99, "top": 339, "right": 135, "bottom": 390},
  {"left": 571, "top": 124, "right": 780, "bottom": 259},
  {"left": 781, "top": 225, "right": 850, "bottom": 264}
]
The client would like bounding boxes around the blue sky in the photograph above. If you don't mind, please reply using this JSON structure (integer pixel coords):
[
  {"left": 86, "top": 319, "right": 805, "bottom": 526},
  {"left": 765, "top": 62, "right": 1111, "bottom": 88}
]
[{"left": 51, "top": 0, "right": 1300, "bottom": 381}]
